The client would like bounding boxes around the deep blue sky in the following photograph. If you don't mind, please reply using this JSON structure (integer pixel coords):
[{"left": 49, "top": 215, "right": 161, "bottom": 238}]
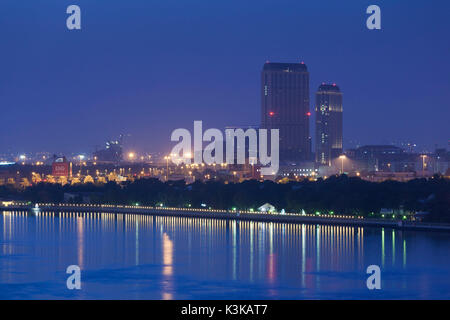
[{"left": 0, "top": 0, "right": 449, "bottom": 155}]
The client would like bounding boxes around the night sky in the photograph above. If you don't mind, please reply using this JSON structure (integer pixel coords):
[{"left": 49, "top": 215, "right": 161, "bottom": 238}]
[{"left": 0, "top": 0, "right": 449, "bottom": 155}]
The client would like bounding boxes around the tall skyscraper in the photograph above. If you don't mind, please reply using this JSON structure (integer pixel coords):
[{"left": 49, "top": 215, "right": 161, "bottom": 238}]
[
  {"left": 315, "top": 83, "right": 343, "bottom": 166},
  {"left": 261, "top": 62, "right": 311, "bottom": 162}
]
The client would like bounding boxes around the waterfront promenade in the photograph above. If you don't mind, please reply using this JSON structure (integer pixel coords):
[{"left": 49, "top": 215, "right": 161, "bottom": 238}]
[{"left": 1, "top": 201, "right": 449, "bottom": 232}]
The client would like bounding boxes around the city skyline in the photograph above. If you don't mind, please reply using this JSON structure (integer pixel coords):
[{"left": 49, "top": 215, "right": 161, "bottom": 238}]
[
  {"left": 1, "top": 1, "right": 449, "bottom": 155},
  {"left": 1, "top": 1, "right": 450, "bottom": 303}
]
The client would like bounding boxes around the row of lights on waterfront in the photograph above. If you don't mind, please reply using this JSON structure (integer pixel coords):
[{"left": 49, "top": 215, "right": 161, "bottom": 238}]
[{"left": 5, "top": 201, "right": 371, "bottom": 220}]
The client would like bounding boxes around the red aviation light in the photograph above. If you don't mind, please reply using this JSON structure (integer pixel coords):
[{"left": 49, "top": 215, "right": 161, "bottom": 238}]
[
  {"left": 306, "top": 112, "right": 311, "bottom": 116},
  {"left": 269, "top": 111, "right": 275, "bottom": 117}
]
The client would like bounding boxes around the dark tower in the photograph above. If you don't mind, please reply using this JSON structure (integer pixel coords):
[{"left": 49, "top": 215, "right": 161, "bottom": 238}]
[
  {"left": 315, "top": 83, "right": 343, "bottom": 166},
  {"left": 261, "top": 62, "right": 311, "bottom": 162}
]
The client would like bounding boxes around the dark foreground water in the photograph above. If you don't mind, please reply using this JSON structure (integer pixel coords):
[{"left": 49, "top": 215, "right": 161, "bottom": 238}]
[{"left": 1, "top": 211, "right": 449, "bottom": 299}]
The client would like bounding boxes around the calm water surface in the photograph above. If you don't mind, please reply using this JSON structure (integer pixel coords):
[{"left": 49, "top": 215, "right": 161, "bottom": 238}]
[{"left": 1, "top": 211, "right": 449, "bottom": 299}]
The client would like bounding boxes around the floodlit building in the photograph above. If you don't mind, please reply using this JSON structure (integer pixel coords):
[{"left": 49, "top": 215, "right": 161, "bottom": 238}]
[
  {"left": 93, "top": 136, "right": 123, "bottom": 163},
  {"left": 258, "top": 203, "right": 276, "bottom": 213}
]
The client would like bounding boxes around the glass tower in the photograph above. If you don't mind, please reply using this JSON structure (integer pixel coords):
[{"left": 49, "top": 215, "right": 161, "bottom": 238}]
[{"left": 315, "top": 83, "right": 343, "bottom": 166}]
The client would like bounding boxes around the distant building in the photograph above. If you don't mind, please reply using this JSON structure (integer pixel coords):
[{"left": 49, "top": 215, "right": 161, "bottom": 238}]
[
  {"left": 315, "top": 83, "right": 343, "bottom": 166},
  {"left": 429, "top": 148, "right": 450, "bottom": 175},
  {"left": 346, "top": 145, "right": 409, "bottom": 172},
  {"left": 93, "top": 136, "right": 123, "bottom": 163},
  {"left": 52, "top": 156, "right": 71, "bottom": 177},
  {"left": 278, "top": 162, "right": 317, "bottom": 178},
  {"left": 345, "top": 145, "right": 450, "bottom": 175},
  {"left": 258, "top": 203, "right": 276, "bottom": 213},
  {"left": 360, "top": 171, "right": 419, "bottom": 182},
  {"left": 261, "top": 62, "right": 311, "bottom": 162}
]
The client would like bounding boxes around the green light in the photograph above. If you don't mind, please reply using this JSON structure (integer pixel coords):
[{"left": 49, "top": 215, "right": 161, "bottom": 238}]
[
  {"left": 249, "top": 208, "right": 254, "bottom": 212},
  {"left": 232, "top": 207, "right": 237, "bottom": 211},
  {"left": 315, "top": 211, "right": 320, "bottom": 215}
]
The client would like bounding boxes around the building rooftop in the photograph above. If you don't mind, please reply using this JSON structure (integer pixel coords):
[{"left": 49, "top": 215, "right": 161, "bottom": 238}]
[
  {"left": 357, "top": 145, "right": 404, "bottom": 150},
  {"left": 263, "top": 62, "right": 308, "bottom": 72},
  {"left": 355, "top": 145, "right": 405, "bottom": 155},
  {"left": 318, "top": 83, "right": 341, "bottom": 92}
]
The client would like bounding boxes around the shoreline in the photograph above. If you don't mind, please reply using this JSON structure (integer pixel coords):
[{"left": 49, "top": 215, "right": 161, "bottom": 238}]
[{"left": 1, "top": 203, "right": 449, "bottom": 232}]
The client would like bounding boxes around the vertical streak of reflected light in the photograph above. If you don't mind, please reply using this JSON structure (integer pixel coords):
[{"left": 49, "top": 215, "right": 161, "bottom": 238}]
[
  {"left": 136, "top": 219, "right": 139, "bottom": 266},
  {"left": 258, "top": 223, "right": 264, "bottom": 278},
  {"left": 232, "top": 221, "right": 237, "bottom": 281},
  {"left": 316, "top": 225, "right": 320, "bottom": 271},
  {"left": 2, "top": 213, "right": 10, "bottom": 283},
  {"left": 330, "top": 226, "right": 334, "bottom": 268},
  {"left": 316, "top": 225, "right": 320, "bottom": 290},
  {"left": 2, "top": 214, "right": 6, "bottom": 256},
  {"left": 301, "top": 224, "right": 305, "bottom": 287},
  {"left": 392, "top": 229, "right": 396, "bottom": 266},
  {"left": 381, "top": 228, "right": 385, "bottom": 268},
  {"left": 77, "top": 216, "right": 84, "bottom": 268},
  {"left": 360, "top": 228, "right": 364, "bottom": 268},
  {"left": 250, "top": 222, "right": 254, "bottom": 282},
  {"left": 162, "top": 232, "right": 173, "bottom": 300},
  {"left": 267, "top": 223, "right": 275, "bottom": 284},
  {"left": 403, "top": 239, "right": 407, "bottom": 269}
]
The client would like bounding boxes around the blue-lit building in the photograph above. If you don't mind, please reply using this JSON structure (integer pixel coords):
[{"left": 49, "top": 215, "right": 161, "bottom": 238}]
[{"left": 315, "top": 83, "right": 343, "bottom": 166}]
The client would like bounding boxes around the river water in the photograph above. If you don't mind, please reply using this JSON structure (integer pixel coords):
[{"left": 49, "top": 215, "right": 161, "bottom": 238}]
[{"left": 1, "top": 211, "right": 449, "bottom": 299}]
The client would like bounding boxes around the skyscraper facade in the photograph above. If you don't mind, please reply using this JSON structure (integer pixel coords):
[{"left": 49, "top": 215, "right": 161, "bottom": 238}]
[
  {"left": 315, "top": 83, "right": 343, "bottom": 166},
  {"left": 261, "top": 62, "right": 311, "bottom": 162}
]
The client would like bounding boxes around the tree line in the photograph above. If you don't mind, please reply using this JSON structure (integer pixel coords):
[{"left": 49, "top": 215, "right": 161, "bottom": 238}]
[{"left": 1, "top": 175, "right": 449, "bottom": 223}]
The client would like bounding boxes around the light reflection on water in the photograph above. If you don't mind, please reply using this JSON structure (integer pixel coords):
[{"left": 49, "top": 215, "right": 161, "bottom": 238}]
[{"left": 1, "top": 211, "right": 449, "bottom": 299}]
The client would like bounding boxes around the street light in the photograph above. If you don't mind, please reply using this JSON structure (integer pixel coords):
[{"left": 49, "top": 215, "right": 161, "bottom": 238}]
[
  {"left": 164, "top": 155, "right": 171, "bottom": 180},
  {"left": 420, "top": 155, "right": 427, "bottom": 177},
  {"left": 339, "top": 155, "right": 346, "bottom": 174}
]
